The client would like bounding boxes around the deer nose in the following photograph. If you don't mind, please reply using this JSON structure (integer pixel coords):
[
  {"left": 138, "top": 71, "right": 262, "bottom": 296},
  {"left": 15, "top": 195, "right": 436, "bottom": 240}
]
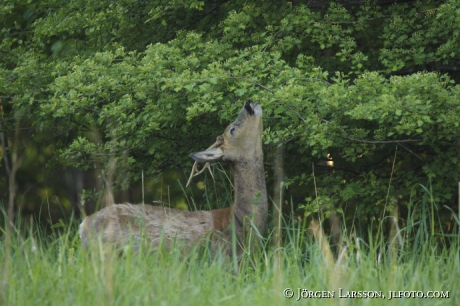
[{"left": 244, "top": 100, "right": 255, "bottom": 115}]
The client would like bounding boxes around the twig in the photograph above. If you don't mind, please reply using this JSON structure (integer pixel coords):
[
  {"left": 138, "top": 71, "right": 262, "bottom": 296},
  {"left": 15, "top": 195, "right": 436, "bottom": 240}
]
[
  {"left": 185, "top": 137, "right": 223, "bottom": 188},
  {"left": 340, "top": 135, "right": 422, "bottom": 144},
  {"left": 398, "top": 143, "right": 422, "bottom": 160},
  {"left": 382, "top": 145, "right": 398, "bottom": 220},
  {"left": 185, "top": 161, "right": 214, "bottom": 188}
]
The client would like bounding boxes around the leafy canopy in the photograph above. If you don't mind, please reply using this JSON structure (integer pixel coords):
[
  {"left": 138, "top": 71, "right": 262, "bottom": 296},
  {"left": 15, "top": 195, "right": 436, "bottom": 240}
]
[{"left": 1, "top": 0, "right": 460, "bottom": 226}]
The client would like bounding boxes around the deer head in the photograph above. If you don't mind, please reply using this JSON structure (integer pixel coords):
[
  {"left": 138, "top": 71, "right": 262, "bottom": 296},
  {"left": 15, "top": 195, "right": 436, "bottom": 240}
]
[{"left": 190, "top": 101, "right": 263, "bottom": 163}]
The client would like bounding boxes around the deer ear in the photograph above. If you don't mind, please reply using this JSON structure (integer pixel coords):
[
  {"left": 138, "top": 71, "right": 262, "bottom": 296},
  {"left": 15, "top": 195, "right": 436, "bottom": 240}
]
[{"left": 190, "top": 148, "right": 223, "bottom": 162}]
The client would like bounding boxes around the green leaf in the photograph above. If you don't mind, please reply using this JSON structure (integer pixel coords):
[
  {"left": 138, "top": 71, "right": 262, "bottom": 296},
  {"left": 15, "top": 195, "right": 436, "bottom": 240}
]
[{"left": 234, "top": 88, "right": 247, "bottom": 96}]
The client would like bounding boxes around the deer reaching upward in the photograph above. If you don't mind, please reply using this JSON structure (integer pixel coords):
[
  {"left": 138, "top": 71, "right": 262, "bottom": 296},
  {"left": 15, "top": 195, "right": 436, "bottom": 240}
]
[{"left": 79, "top": 101, "right": 267, "bottom": 256}]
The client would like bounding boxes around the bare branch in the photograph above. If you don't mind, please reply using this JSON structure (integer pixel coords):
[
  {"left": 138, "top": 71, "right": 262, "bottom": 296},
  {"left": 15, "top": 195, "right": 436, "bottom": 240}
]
[
  {"left": 398, "top": 143, "right": 422, "bottom": 160},
  {"left": 339, "top": 135, "right": 422, "bottom": 144},
  {"left": 185, "top": 161, "right": 214, "bottom": 188},
  {"left": 185, "top": 137, "right": 223, "bottom": 188}
]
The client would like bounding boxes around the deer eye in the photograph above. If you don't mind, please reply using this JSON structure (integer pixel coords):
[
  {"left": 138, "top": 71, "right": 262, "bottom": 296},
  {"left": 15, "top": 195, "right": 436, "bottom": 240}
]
[{"left": 230, "top": 127, "right": 236, "bottom": 135}]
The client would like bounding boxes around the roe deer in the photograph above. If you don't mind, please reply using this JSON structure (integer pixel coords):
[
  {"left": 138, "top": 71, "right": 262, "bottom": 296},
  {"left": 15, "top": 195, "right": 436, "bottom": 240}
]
[{"left": 79, "top": 101, "right": 267, "bottom": 256}]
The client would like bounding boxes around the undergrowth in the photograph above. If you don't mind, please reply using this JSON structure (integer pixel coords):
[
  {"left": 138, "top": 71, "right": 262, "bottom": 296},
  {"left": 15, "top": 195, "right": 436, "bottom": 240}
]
[{"left": 0, "top": 189, "right": 459, "bottom": 306}]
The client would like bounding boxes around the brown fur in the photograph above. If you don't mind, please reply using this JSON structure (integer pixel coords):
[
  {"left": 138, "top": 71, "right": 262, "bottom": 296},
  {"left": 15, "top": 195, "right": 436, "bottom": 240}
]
[
  {"left": 210, "top": 208, "right": 232, "bottom": 232},
  {"left": 79, "top": 101, "right": 267, "bottom": 256}
]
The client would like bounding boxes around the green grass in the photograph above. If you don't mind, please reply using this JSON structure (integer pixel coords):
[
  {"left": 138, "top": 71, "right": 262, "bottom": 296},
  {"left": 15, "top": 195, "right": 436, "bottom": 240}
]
[{"left": 0, "top": 210, "right": 458, "bottom": 306}]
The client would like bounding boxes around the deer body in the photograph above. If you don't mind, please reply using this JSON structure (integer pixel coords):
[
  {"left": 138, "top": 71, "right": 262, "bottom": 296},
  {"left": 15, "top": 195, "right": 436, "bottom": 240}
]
[{"left": 79, "top": 101, "right": 267, "bottom": 256}]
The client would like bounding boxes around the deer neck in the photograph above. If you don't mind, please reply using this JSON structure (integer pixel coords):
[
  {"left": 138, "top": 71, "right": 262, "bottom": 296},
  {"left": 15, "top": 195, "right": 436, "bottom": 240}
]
[{"left": 230, "top": 155, "right": 268, "bottom": 237}]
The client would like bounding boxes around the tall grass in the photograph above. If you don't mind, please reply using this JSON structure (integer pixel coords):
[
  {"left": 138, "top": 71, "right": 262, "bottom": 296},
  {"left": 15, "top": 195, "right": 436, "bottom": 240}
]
[{"left": 0, "top": 193, "right": 459, "bottom": 306}]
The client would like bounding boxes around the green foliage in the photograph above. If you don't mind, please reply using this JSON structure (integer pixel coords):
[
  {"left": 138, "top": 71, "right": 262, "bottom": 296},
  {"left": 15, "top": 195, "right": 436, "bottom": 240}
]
[{"left": 1, "top": 0, "right": 460, "bottom": 231}]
